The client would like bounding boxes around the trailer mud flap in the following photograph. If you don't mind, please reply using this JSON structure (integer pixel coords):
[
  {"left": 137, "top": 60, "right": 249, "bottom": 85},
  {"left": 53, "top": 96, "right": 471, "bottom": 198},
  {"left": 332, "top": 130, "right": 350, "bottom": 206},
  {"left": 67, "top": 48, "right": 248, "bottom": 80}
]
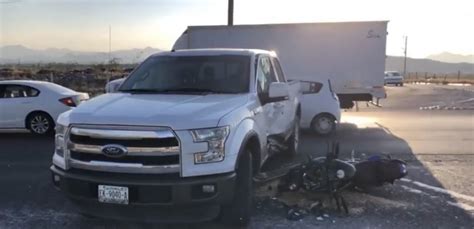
[{"left": 337, "top": 93, "right": 373, "bottom": 108}]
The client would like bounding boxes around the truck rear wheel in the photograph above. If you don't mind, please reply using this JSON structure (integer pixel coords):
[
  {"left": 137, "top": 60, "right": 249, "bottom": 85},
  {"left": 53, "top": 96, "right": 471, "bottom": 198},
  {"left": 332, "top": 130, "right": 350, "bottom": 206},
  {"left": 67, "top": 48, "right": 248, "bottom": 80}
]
[{"left": 220, "top": 151, "right": 253, "bottom": 226}]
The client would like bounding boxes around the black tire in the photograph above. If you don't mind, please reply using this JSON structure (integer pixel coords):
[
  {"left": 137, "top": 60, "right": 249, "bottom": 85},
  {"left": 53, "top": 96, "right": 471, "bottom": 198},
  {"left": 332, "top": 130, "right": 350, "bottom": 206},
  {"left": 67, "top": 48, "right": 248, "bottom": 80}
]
[
  {"left": 286, "top": 116, "right": 300, "bottom": 156},
  {"left": 220, "top": 152, "right": 253, "bottom": 226},
  {"left": 311, "top": 114, "right": 336, "bottom": 136},
  {"left": 27, "top": 112, "right": 54, "bottom": 135},
  {"left": 400, "top": 83, "right": 404, "bottom": 86}
]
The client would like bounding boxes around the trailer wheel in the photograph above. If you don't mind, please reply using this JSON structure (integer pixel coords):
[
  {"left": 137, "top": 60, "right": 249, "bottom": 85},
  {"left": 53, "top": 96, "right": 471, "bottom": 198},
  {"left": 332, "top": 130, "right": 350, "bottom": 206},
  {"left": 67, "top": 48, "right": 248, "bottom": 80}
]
[
  {"left": 311, "top": 113, "right": 336, "bottom": 136},
  {"left": 220, "top": 151, "right": 253, "bottom": 226}
]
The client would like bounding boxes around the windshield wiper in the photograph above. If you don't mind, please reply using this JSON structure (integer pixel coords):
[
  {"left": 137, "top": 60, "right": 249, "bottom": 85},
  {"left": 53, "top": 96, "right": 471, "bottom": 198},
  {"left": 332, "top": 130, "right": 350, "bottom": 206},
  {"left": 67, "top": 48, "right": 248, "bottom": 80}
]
[
  {"left": 160, "top": 88, "right": 227, "bottom": 94},
  {"left": 119, "top": 88, "right": 164, "bottom": 94},
  {"left": 120, "top": 88, "right": 231, "bottom": 94}
]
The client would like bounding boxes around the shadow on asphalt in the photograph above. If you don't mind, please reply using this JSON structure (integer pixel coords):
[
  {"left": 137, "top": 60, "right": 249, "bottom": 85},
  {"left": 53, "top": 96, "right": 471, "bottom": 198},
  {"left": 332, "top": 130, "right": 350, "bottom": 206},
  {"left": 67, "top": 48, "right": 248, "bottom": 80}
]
[{"left": 257, "top": 122, "right": 473, "bottom": 227}]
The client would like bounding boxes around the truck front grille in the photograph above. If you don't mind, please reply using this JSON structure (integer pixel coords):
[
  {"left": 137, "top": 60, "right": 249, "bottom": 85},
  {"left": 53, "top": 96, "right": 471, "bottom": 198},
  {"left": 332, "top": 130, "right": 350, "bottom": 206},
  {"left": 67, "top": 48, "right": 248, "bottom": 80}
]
[
  {"left": 69, "top": 134, "right": 178, "bottom": 148},
  {"left": 70, "top": 151, "right": 179, "bottom": 166},
  {"left": 66, "top": 125, "right": 181, "bottom": 174}
]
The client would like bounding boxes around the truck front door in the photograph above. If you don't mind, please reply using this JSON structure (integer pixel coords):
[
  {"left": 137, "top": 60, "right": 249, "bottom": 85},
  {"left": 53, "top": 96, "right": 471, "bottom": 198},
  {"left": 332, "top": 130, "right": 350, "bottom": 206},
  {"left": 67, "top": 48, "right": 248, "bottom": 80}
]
[
  {"left": 271, "top": 57, "right": 295, "bottom": 134},
  {"left": 255, "top": 55, "right": 285, "bottom": 137}
]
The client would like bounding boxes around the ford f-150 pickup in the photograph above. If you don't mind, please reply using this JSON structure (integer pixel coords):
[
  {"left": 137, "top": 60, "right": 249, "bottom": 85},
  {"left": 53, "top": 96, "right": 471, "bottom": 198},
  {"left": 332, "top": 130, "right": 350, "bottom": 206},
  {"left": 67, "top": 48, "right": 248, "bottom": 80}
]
[{"left": 51, "top": 49, "right": 301, "bottom": 225}]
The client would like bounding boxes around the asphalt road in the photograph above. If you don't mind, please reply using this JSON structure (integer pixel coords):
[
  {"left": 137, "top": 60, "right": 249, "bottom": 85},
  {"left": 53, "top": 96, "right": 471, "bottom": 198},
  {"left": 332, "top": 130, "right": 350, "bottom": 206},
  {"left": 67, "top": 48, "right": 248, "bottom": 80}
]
[{"left": 0, "top": 84, "right": 473, "bottom": 228}]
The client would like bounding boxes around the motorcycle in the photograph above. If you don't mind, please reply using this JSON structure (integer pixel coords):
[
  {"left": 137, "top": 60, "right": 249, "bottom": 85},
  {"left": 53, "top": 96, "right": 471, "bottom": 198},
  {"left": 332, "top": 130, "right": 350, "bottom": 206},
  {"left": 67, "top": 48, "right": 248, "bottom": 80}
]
[{"left": 279, "top": 142, "right": 407, "bottom": 213}]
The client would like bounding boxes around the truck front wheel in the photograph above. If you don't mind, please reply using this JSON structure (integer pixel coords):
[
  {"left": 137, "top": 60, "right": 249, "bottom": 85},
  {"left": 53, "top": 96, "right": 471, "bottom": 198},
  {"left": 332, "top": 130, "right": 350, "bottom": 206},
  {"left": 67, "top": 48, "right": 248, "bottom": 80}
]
[{"left": 220, "top": 151, "right": 253, "bottom": 226}]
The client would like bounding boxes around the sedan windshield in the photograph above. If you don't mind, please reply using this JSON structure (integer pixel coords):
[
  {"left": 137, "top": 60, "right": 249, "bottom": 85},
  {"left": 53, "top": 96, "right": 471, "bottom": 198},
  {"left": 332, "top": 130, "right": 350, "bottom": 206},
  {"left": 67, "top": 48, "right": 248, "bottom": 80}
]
[{"left": 119, "top": 55, "right": 250, "bottom": 94}]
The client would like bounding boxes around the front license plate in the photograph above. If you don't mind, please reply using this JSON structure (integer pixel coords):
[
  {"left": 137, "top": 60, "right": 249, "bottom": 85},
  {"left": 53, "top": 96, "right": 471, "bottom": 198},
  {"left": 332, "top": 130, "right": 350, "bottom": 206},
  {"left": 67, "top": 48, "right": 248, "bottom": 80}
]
[{"left": 98, "top": 185, "right": 129, "bottom": 205}]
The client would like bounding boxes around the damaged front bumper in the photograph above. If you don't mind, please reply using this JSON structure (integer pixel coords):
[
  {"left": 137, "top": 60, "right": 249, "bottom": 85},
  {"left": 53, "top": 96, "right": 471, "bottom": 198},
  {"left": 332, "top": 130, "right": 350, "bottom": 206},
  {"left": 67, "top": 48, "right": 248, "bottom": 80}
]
[{"left": 50, "top": 165, "right": 236, "bottom": 222}]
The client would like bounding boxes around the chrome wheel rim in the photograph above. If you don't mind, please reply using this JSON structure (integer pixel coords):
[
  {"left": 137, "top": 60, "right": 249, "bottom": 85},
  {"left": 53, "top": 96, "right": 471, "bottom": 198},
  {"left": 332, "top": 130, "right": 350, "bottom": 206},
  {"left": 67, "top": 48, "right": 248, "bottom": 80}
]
[{"left": 30, "top": 115, "right": 49, "bottom": 134}]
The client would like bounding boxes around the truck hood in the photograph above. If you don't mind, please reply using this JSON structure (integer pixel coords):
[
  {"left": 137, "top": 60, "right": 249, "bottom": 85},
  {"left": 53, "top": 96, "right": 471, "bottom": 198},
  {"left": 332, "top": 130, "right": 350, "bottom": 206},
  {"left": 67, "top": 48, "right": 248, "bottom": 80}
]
[{"left": 68, "top": 93, "right": 249, "bottom": 130}]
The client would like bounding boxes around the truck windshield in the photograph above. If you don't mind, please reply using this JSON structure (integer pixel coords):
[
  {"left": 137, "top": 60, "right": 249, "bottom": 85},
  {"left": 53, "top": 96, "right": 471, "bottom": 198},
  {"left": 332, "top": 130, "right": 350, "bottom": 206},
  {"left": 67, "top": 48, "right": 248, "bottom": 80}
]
[{"left": 119, "top": 55, "right": 250, "bottom": 94}]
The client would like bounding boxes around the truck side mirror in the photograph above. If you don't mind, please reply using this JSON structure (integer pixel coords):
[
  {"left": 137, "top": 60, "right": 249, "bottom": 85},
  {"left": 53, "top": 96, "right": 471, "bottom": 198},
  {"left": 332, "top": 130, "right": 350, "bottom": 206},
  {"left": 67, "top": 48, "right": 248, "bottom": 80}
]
[{"left": 267, "top": 82, "right": 289, "bottom": 103}]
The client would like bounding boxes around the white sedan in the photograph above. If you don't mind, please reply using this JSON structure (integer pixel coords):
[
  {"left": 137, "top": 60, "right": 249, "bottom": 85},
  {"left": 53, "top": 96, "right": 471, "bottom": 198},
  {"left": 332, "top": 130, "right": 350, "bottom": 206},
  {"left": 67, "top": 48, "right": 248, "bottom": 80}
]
[
  {"left": 299, "top": 80, "right": 341, "bottom": 135},
  {"left": 0, "top": 80, "right": 89, "bottom": 135}
]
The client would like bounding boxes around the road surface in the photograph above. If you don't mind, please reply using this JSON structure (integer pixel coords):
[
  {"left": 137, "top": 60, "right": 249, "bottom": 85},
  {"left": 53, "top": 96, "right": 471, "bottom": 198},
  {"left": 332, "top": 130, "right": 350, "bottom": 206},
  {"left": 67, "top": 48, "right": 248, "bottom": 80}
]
[{"left": 0, "top": 84, "right": 473, "bottom": 228}]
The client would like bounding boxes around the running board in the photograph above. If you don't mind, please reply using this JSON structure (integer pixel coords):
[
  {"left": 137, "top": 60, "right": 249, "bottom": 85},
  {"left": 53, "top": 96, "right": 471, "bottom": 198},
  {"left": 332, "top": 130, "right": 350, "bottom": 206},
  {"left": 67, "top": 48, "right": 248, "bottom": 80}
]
[{"left": 253, "top": 162, "right": 301, "bottom": 184}]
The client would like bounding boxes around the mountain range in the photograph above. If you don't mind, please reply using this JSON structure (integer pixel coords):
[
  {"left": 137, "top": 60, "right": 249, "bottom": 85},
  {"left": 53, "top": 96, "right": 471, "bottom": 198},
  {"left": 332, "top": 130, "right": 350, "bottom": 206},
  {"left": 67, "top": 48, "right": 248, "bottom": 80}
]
[
  {"left": 385, "top": 56, "right": 474, "bottom": 74},
  {"left": 427, "top": 52, "right": 473, "bottom": 64},
  {"left": 0, "top": 45, "right": 162, "bottom": 64},
  {"left": 1, "top": 45, "right": 473, "bottom": 74}
]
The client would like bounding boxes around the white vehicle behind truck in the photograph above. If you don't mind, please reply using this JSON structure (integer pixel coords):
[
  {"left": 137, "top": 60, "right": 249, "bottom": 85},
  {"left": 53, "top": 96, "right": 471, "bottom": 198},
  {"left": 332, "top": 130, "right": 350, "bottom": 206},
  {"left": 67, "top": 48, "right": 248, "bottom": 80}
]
[
  {"left": 51, "top": 49, "right": 301, "bottom": 225},
  {"left": 173, "top": 21, "right": 388, "bottom": 108},
  {"left": 299, "top": 80, "right": 341, "bottom": 135}
]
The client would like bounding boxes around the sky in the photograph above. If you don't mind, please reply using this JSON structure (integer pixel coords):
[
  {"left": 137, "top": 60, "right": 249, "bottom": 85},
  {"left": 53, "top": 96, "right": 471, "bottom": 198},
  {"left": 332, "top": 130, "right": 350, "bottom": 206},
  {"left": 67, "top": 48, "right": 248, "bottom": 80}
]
[{"left": 0, "top": 0, "right": 473, "bottom": 58}]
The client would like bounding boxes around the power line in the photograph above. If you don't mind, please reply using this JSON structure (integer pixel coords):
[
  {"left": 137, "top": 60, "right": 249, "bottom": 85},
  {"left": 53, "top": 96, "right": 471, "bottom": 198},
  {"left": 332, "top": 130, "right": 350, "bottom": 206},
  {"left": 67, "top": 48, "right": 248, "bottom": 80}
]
[{"left": 108, "top": 25, "right": 111, "bottom": 64}]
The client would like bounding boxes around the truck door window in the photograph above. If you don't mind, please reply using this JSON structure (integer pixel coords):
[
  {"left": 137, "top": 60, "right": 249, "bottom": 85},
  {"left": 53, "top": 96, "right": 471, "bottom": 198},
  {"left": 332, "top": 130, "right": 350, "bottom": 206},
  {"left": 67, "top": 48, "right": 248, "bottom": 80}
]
[
  {"left": 256, "top": 56, "right": 274, "bottom": 93},
  {"left": 272, "top": 58, "right": 287, "bottom": 82},
  {"left": 256, "top": 56, "right": 277, "bottom": 100}
]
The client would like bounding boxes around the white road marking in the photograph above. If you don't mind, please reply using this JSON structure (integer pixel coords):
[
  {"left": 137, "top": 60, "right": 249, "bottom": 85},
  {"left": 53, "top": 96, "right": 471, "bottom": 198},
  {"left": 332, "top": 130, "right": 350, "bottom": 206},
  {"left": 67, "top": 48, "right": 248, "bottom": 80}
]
[
  {"left": 400, "top": 185, "right": 423, "bottom": 194},
  {"left": 400, "top": 184, "right": 474, "bottom": 212},
  {"left": 455, "top": 97, "right": 474, "bottom": 104},
  {"left": 447, "top": 201, "right": 474, "bottom": 211},
  {"left": 401, "top": 178, "right": 474, "bottom": 202}
]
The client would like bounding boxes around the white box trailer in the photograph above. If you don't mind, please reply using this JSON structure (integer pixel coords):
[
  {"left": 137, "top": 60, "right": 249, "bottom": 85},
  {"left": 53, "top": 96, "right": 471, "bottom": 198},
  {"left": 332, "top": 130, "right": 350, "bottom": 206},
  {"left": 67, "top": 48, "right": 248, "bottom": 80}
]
[{"left": 172, "top": 21, "right": 388, "bottom": 108}]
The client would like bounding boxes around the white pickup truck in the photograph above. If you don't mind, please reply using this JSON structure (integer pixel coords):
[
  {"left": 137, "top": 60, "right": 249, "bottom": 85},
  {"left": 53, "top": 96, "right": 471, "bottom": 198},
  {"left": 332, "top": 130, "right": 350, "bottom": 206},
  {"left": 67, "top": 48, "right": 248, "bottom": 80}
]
[{"left": 51, "top": 49, "right": 301, "bottom": 225}]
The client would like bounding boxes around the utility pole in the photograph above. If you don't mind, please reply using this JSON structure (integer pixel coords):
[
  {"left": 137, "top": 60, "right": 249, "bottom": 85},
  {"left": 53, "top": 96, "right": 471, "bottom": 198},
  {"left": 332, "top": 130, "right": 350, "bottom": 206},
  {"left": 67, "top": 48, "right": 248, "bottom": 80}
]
[
  {"left": 228, "top": 0, "right": 234, "bottom": 26},
  {"left": 108, "top": 25, "right": 112, "bottom": 64},
  {"left": 403, "top": 36, "right": 408, "bottom": 76},
  {"left": 107, "top": 25, "right": 112, "bottom": 83}
]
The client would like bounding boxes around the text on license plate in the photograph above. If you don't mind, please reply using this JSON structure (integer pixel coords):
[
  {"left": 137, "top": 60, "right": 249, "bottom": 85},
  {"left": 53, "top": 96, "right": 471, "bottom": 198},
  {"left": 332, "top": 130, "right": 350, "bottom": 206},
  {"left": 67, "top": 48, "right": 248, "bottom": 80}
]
[{"left": 98, "top": 185, "right": 129, "bottom": 205}]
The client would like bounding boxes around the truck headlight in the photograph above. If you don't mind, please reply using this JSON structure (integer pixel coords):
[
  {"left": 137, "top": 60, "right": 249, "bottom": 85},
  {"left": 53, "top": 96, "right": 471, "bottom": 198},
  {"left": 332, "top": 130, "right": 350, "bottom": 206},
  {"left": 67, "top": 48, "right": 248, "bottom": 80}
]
[
  {"left": 190, "top": 126, "right": 229, "bottom": 164},
  {"left": 54, "top": 124, "right": 68, "bottom": 157}
]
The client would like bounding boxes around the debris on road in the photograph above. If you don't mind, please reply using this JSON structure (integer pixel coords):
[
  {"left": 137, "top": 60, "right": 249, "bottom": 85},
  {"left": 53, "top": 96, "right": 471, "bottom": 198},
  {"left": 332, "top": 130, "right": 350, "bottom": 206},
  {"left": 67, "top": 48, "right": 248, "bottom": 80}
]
[
  {"left": 257, "top": 142, "right": 408, "bottom": 221},
  {"left": 286, "top": 208, "right": 307, "bottom": 221}
]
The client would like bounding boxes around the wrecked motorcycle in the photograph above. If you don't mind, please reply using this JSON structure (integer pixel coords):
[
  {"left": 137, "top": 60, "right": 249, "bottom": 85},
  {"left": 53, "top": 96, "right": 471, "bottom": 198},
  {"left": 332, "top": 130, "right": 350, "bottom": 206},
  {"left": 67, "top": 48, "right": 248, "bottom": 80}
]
[{"left": 279, "top": 142, "right": 408, "bottom": 213}]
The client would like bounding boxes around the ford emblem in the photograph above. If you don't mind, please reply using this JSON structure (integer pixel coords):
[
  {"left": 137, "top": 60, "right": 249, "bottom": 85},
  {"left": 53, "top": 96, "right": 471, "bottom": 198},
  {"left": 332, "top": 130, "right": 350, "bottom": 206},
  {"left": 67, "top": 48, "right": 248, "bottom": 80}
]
[{"left": 101, "top": 144, "right": 128, "bottom": 157}]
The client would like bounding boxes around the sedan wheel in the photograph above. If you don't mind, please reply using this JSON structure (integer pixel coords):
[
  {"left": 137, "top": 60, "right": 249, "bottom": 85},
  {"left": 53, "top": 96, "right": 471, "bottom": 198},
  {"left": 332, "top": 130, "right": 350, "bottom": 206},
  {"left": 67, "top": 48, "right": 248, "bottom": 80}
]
[
  {"left": 312, "top": 114, "right": 336, "bottom": 135},
  {"left": 28, "top": 113, "right": 54, "bottom": 135}
]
